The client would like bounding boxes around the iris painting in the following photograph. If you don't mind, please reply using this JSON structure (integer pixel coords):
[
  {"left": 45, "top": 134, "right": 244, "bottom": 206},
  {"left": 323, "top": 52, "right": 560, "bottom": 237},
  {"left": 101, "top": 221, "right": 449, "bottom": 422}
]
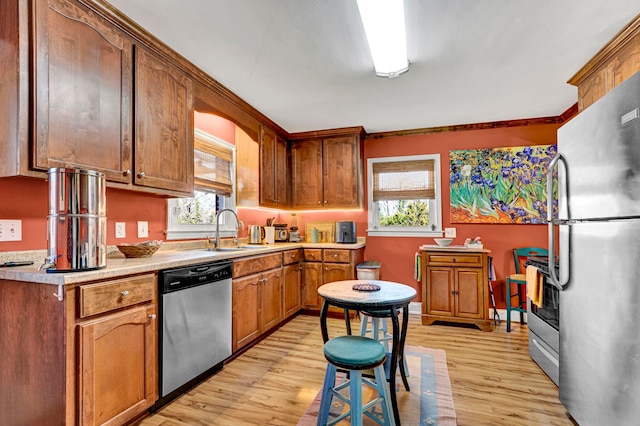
[{"left": 449, "top": 145, "right": 557, "bottom": 224}]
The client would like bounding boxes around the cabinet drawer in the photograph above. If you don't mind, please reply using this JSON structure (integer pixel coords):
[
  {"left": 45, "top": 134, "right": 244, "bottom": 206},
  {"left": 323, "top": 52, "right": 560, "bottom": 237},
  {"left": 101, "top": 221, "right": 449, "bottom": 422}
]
[
  {"left": 233, "top": 252, "right": 283, "bottom": 278},
  {"left": 283, "top": 249, "right": 301, "bottom": 265},
  {"left": 78, "top": 274, "right": 155, "bottom": 318},
  {"left": 303, "top": 249, "right": 323, "bottom": 262},
  {"left": 323, "top": 249, "right": 351, "bottom": 263},
  {"left": 425, "top": 253, "right": 483, "bottom": 267}
]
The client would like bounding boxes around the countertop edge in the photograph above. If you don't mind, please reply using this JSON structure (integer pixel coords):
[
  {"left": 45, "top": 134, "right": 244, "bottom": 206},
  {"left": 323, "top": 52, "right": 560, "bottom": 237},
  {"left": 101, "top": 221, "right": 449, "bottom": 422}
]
[{"left": 0, "top": 242, "right": 366, "bottom": 285}]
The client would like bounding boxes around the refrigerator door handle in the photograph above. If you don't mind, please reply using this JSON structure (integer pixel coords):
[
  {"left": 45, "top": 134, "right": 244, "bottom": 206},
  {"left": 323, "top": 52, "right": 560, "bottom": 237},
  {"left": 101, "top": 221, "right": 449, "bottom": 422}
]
[{"left": 547, "top": 153, "right": 569, "bottom": 290}]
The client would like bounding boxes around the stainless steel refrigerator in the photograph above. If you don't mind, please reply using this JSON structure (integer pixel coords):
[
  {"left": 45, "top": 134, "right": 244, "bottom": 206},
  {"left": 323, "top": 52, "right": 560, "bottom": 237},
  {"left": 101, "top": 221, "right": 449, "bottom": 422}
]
[{"left": 547, "top": 70, "right": 640, "bottom": 425}]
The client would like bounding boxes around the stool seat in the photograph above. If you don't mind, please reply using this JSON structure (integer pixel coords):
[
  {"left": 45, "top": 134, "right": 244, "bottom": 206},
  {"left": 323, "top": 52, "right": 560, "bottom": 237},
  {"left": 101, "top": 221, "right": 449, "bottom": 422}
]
[
  {"left": 318, "top": 336, "right": 395, "bottom": 425},
  {"left": 324, "top": 335, "right": 386, "bottom": 370}
]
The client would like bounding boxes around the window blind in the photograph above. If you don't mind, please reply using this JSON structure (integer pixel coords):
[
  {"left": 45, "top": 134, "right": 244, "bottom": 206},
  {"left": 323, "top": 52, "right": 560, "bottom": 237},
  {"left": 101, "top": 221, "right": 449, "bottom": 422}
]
[
  {"left": 193, "top": 132, "right": 233, "bottom": 196},
  {"left": 372, "top": 159, "right": 435, "bottom": 201}
]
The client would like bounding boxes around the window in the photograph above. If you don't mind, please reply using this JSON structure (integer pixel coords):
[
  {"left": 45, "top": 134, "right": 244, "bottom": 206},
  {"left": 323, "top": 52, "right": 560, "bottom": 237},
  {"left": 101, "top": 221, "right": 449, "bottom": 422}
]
[
  {"left": 367, "top": 154, "right": 442, "bottom": 237},
  {"left": 166, "top": 130, "right": 237, "bottom": 240}
]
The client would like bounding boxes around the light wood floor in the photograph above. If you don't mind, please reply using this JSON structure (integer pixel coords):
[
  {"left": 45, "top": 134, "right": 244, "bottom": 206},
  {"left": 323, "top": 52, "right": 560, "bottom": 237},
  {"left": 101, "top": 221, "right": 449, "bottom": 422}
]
[{"left": 136, "top": 314, "right": 573, "bottom": 426}]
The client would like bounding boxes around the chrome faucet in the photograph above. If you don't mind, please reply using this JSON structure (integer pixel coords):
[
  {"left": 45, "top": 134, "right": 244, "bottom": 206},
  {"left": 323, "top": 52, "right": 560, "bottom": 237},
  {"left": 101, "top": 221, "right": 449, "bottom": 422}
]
[{"left": 214, "top": 209, "right": 242, "bottom": 250}]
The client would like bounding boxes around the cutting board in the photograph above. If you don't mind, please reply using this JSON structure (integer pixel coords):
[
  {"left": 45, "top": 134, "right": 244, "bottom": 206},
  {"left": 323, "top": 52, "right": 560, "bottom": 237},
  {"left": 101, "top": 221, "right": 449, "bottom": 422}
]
[{"left": 305, "top": 221, "right": 335, "bottom": 243}]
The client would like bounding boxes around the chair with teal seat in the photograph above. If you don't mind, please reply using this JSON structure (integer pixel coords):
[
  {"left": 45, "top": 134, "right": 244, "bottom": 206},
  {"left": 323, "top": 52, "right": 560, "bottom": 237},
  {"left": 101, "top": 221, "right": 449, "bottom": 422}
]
[
  {"left": 317, "top": 335, "right": 395, "bottom": 426},
  {"left": 506, "top": 247, "right": 548, "bottom": 332}
]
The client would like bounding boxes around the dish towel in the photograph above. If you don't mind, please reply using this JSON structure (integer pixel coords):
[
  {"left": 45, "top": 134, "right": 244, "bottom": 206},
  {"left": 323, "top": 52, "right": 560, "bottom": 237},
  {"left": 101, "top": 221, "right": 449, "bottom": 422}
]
[
  {"left": 526, "top": 265, "right": 544, "bottom": 307},
  {"left": 414, "top": 252, "right": 421, "bottom": 281}
]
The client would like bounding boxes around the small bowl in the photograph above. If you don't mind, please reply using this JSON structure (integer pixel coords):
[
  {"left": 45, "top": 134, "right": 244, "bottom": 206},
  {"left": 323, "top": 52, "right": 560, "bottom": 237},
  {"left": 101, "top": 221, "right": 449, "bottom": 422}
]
[{"left": 434, "top": 238, "right": 453, "bottom": 247}]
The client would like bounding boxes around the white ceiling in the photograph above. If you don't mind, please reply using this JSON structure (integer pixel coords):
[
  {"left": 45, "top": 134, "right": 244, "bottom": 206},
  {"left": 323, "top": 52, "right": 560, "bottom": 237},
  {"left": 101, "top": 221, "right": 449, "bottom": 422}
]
[{"left": 106, "top": 0, "right": 640, "bottom": 134}]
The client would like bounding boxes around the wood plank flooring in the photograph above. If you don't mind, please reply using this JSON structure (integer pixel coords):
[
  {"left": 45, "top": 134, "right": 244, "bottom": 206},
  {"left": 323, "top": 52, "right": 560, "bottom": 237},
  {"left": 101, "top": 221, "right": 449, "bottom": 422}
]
[{"left": 135, "top": 314, "right": 573, "bottom": 426}]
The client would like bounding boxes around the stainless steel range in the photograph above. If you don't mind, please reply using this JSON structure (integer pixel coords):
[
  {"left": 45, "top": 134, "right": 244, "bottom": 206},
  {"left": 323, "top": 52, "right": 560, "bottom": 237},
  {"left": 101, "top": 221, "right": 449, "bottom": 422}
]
[{"left": 526, "top": 256, "right": 559, "bottom": 386}]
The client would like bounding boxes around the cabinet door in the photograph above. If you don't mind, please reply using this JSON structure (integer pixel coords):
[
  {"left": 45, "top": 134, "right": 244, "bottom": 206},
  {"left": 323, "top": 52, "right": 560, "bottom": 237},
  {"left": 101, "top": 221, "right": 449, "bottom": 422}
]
[
  {"left": 426, "top": 267, "right": 455, "bottom": 317},
  {"left": 259, "top": 126, "right": 276, "bottom": 206},
  {"left": 78, "top": 304, "right": 157, "bottom": 426},
  {"left": 323, "top": 136, "right": 361, "bottom": 208},
  {"left": 283, "top": 263, "right": 301, "bottom": 318},
  {"left": 134, "top": 47, "right": 194, "bottom": 194},
  {"left": 232, "top": 274, "right": 260, "bottom": 351},
  {"left": 34, "top": 0, "right": 133, "bottom": 183},
  {"left": 261, "top": 268, "right": 283, "bottom": 332},
  {"left": 324, "top": 262, "right": 353, "bottom": 284},
  {"left": 302, "top": 262, "right": 323, "bottom": 309},
  {"left": 291, "top": 140, "right": 323, "bottom": 208},
  {"left": 259, "top": 127, "right": 288, "bottom": 207},
  {"left": 275, "top": 135, "right": 289, "bottom": 206},
  {"left": 455, "top": 268, "right": 484, "bottom": 319}
]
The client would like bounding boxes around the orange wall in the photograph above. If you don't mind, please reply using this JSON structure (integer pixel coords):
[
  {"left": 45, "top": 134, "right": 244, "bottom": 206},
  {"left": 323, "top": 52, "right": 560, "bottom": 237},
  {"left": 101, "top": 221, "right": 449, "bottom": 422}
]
[
  {"left": 0, "top": 119, "right": 560, "bottom": 307},
  {"left": 363, "top": 123, "right": 561, "bottom": 306}
]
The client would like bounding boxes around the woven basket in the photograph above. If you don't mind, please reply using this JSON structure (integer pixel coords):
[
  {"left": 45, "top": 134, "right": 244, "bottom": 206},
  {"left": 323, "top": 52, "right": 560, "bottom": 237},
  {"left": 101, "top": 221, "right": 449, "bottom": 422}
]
[{"left": 116, "top": 241, "right": 161, "bottom": 258}]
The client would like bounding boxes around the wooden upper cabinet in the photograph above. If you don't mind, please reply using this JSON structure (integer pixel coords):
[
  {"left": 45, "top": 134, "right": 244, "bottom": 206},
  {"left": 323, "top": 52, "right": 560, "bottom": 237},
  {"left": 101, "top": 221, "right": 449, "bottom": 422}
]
[
  {"left": 290, "top": 131, "right": 363, "bottom": 209},
  {"left": 134, "top": 47, "right": 194, "bottom": 194},
  {"left": 291, "top": 139, "right": 323, "bottom": 208},
  {"left": 570, "top": 14, "right": 640, "bottom": 111},
  {"left": 259, "top": 126, "right": 288, "bottom": 207},
  {"left": 323, "top": 136, "right": 360, "bottom": 208},
  {"left": 33, "top": 0, "right": 133, "bottom": 182}
]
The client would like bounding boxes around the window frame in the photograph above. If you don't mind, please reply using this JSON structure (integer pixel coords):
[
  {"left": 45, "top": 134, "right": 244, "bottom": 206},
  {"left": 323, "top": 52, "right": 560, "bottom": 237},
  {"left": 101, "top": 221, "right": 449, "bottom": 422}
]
[
  {"left": 367, "top": 154, "right": 442, "bottom": 237},
  {"left": 165, "top": 133, "right": 237, "bottom": 241}
]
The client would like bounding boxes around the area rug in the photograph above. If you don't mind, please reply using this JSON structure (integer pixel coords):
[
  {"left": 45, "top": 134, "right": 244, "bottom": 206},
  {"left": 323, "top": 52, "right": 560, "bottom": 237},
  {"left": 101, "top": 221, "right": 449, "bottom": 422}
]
[{"left": 297, "top": 345, "right": 456, "bottom": 425}]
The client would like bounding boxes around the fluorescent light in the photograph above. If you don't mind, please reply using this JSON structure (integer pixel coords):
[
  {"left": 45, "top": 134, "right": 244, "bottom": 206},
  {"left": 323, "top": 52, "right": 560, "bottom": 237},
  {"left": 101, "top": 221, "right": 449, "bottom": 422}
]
[{"left": 356, "top": 0, "right": 409, "bottom": 78}]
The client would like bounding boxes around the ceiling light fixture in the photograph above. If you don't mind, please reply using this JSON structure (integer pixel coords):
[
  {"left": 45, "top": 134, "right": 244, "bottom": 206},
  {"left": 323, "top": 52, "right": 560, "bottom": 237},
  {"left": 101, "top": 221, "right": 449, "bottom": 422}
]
[{"left": 356, "top": 0, "right": 409, "bottom": 78}]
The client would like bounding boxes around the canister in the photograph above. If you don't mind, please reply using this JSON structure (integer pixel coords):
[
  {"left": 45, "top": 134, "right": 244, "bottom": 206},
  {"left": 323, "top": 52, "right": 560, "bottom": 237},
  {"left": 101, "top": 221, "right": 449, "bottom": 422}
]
[{"left": 43, "top": 168, "right": 107, "bottom": 272}]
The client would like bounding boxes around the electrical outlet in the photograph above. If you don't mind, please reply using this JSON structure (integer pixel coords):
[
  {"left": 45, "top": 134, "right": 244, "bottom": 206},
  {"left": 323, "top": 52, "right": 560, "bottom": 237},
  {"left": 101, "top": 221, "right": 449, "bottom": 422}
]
[
  {"left": 137, "top": 221, "right": 149, "bottom": 238},
  {"left": 444, "top": 227, "right": 457, "bottom": 238},
  {"left": 0, "top": 220, "right": 22, "bottom": 242},
  {"left": 115, "top": 222, "right": 126, "bottom": 239}
]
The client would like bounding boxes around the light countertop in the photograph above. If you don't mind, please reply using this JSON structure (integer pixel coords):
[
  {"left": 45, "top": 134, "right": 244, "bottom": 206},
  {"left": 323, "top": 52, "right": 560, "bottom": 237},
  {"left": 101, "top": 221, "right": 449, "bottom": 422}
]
[
  {"left": 419, "top": 244, "right": 491, "bottom": 253},
  {"left": 0, "top": 241, "right": 366, "bottom": 286}
]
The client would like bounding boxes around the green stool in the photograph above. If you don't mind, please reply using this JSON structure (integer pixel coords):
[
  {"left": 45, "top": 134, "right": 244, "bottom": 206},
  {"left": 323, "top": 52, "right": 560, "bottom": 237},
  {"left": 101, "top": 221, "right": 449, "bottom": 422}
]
[
  {"left": 317, "top": 335, "right": 395, "bottom": 426},
  {"left": 506, "top": 247, "right": 548, "bottom": 332}
]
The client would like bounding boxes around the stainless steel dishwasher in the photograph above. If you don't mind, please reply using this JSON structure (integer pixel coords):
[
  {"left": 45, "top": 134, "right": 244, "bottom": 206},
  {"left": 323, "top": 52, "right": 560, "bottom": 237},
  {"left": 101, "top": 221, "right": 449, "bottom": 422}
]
[{"left": 157, "top": 260, "right": 232, "bottom": 405}]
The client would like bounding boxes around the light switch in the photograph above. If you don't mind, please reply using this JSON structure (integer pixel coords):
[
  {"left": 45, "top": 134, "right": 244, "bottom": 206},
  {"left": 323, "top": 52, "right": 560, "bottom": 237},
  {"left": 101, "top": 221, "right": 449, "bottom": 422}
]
[
  {"left": 137, "top": 221, "right": 149, "bottom": 238},
  {"left": 444, "top": 227, "right": 456, "bottom": 238},
  {"left": 0, "top": 220, "right": 22, "bottom": 242}
]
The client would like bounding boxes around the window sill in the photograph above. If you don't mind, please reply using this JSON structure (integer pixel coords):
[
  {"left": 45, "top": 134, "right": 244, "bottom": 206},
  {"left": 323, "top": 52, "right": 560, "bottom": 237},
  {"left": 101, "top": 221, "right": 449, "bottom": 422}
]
[
  {"left": 164, "top": 229, "right": 236, "bottom": 241},
  {"left": 366, "top": 229, "right": 442, "bottom": 238}
]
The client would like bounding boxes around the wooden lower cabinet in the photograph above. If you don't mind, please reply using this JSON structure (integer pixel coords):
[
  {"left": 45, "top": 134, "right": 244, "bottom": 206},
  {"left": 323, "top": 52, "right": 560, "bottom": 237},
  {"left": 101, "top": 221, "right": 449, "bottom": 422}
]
[
  {"left": 421, "top": 249, "right": 493, "bottom": 331},
  {"left": 302, "top": 261, "right": 323, "bottom": 309},
  {"left": 0, "top": 273, "right": 158, "bottom": 426},
  {"left": 283, "top": 263, "right": 301, "bottom": 318},
  {"left": 78, "top": 304, "right": 157, "bottom": 426},
  {"left": 232, "top": 268, "right": 283, "bottom": 351},
  {"left": 302, "top": 247, "right": 364, "bottom": 311}
]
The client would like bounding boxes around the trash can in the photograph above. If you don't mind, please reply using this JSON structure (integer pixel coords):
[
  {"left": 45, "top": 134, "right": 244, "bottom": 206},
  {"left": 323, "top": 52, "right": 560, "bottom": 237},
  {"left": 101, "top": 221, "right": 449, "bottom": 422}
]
[{"left": 356, "top": 261, "right": 381, "bottom": 280}]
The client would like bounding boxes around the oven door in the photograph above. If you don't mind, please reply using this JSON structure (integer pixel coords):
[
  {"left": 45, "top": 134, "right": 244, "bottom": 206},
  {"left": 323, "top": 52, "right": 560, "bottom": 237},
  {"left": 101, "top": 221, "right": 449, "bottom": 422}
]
[{"left": 527, "top": 276, "right": 560, "bottom": 385}]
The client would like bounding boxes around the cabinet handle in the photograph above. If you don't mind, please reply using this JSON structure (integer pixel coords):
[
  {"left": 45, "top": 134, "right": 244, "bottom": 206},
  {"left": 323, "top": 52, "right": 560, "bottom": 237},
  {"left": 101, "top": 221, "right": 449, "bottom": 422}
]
[
  {"left": 333, "top": 254, "right": 338, "bottom": 258},
  {"left": 324, "top": 200, "right": 328, "bottom": 204},
  {"left": 123, "top": 169, "right": 131, "bottom": 176},
  {"left": 121, "top": 290, "right": 130, "bottom": 297},
  {"left": 318, "top": 201, "right": 322, "bottom": 204},
  {"left": 149, "top": 314, "right": 157, "bottom": 320},
  {"left": 137, "top": 171, "right": 145, "bottom": 178},
  {"left": 325, "top": 267, "right": 328, "bottom": 271}
]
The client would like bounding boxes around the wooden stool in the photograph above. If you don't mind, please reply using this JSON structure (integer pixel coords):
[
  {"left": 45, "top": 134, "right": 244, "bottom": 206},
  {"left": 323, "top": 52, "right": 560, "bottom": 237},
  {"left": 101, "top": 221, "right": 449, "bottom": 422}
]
[
  {"left": 359, "top": 310, "right": 410, "bottom": 380},
  {"left": 317, "top": 335, "right": 395, "bottom": 426}
]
